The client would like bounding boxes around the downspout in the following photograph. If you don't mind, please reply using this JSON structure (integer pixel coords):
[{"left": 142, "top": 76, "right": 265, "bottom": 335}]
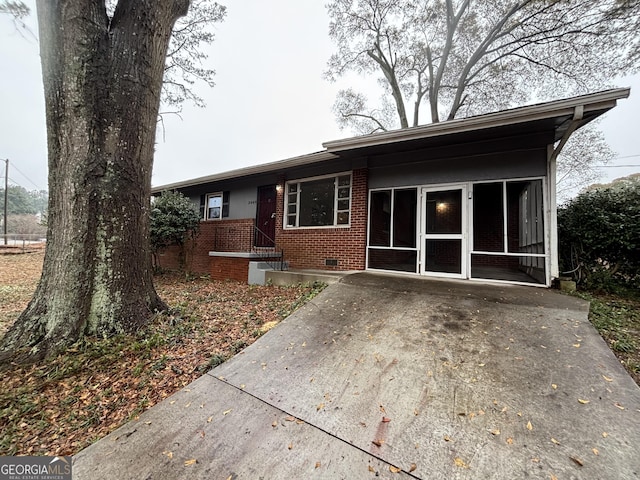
[{"left": 547, "top": 105, "right": 584, "bottom": 282}]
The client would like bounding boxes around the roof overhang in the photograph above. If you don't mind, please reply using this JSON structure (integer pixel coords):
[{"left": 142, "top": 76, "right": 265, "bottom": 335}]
[
  {"left": 152, "top": 88, "right": 629, "bottom": 193},
  {"left": 322, "top": 88, "right": 630, "bottom": 153}
]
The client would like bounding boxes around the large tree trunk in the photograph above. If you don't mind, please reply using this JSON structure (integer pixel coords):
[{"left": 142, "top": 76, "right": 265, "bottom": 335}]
[{"left": 0, "top": 0, "right": 189, "bottom": 362}]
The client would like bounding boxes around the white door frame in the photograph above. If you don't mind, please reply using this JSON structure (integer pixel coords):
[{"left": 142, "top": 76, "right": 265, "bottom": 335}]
[{"left": 419, "top": 184, "right": 468, "bottom": 279}]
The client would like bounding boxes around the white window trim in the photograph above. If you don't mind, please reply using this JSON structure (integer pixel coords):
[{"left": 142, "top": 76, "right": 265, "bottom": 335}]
[
  {"left": 205, "top": 192, "right": 223, "bottom": 221},
  {"left": 284, "top": 171, "right": 352, "bottom": 229}
]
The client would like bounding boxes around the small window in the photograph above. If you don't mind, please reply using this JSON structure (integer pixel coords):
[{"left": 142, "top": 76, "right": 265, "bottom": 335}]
[
  {"left": 203, "top": 192, "right": 230, "bottom": 220},
  {"left": 285, "top": 173, "right": 351, "bottom": 228},
  {"left": 207, "top": 193, "right": 222, "bottom": 219}
]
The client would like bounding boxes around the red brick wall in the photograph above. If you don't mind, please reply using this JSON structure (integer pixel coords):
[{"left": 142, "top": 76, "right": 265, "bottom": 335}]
[
  {"left": 275, "top": 168, "right": 368, "bottom": 271},
  {"left": 155, "top": 245, "right": 182, "bottom": 271},
  {"left": 210, "top": 257, "right": 250, "bottom": 282},
  {"left": 156, "top": 218, "right": 255, "bottom": 274},
  {"left": 158, "top": 169, "right": 370, "bottom": 275}
]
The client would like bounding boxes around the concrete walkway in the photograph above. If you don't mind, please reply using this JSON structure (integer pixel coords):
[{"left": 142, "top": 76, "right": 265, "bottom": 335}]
[{"left": 73, "top": 273, "right": 640, "bottom": 479}]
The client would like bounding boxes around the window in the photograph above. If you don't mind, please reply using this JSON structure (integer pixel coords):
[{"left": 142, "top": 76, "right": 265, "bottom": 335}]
[
  {"left": 207, "top": 193, "right": 222, "bottom": 219},
  {"left": 285, "top": 173, "right": 351, "bottom": 228},
  {"left": 471, "top": 179, "right": 546, "bottom": 284},
  {"left": 201, "top": 192, "right": 230, "bottom": 220},
  {"left": 367, "top": 188, "right": 418, "bottom": 272}
]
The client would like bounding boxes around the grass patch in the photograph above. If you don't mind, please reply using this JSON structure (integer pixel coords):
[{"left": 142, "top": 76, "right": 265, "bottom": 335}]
[{"left": 576, "top": 290, "right": 640, "bottom": 385}]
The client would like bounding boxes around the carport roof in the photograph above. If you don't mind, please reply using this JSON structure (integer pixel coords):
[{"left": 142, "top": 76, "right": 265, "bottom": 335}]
[{"left": 152, "top": 88, "right": 629, "bottom": 193}]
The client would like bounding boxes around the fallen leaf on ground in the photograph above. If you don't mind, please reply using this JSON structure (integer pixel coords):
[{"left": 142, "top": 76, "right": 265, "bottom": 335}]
[
  {"left": 592, "top": 448, "right": 599, "bottom": 455},
  {"left": 526, "top": 421, "right": 533, "bottom": 431},
  {"left": 454, "top": 457, "right": 469, "bottom": 469},
  {"left": 506, "top": 437, "right": 514, "bottom": 445},
  {"left": 603, "top": 375, "right": 613, "bottom": 382},
  {"left": 551, "top": 438, "right": 561, "bottom": 445},
  {"left": 409, "top": 463, "right": 417, "bottom": 472},
  {"left": 272, "top": 420, "right": 278, "bottom": 428},
  {"left": 317, "top": 403, "right": 325, "bottom": 411},
  {"left": 614, "top": 402, "right": 625, "bottom": 410},
  {"left": 389, "top": 466, "right": 401, "bottom": 473},
  {"left": 602, "top": 432, "right": 609, "bottom": 438},
  {"left": 0, "top": 253, "right": 324, "bottom": 458},
  {"left": 578, "top": 398, "right": 590, "bottom": 404},
  {"left": 163, "top": 450, "right": 173, "bottom": 459},
  {"left": 570, "top": 456, "right": 584, "bottom": 466},
  {"left": 315, "top": 462, "right": 321, "bottom": 469},
  {"left": 223, "top": 409, "right": 232, "bottom": 415},
  {"left": 551, "top": 384, "right": 558, "bottom": 389},
  {"left": 372, "top": 439, "right": 384, "bottom": 447},
  {"left": 490, "top": 429, "right": 500, "bottom": 436},
  {"left": 184, "top": 459, "right": 197, "bottom": 466},
  {"left": 288, "top": 442, "right": 293, "bottom": 450},
  {"left": 379, "top": 405, "right": 386, "bottom": 413},
  {"left": 368, "top": 465, "right": 375, "bottom": 473},
  {"left": 443, "top": 435, "right": 451, "bottom": 442}
]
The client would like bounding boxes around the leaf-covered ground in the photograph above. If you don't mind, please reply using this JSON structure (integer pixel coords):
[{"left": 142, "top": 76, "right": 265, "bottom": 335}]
[
  {"left": 0, "top": 251, "right": 324, "bottom": 456},
  {"left": 577, "top": 291, "right": 640, "bottom": 386}
]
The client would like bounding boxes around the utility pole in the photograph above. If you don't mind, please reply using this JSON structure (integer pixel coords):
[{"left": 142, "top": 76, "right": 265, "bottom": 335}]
[{"left": 2, "top": 158, "right": 7, "bottom": 245}]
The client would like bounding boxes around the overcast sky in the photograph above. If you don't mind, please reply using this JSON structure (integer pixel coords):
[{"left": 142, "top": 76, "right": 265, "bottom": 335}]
[{"left": 1, "top": 0, "right": 639, "bottom": 195}]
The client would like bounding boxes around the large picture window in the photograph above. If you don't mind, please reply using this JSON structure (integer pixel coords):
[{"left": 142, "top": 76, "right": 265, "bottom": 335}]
[{"left": 285, "top": 173, "right": 351, "bottom": 228}]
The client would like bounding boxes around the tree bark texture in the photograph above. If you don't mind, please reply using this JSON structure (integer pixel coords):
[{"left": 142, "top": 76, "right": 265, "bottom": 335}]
[{"left": 0, "top": 0, "right": 189, "bottom": 362}]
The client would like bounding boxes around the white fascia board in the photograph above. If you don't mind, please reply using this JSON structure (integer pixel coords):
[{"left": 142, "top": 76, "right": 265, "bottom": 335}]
[{"left": 322, "top": 88, "right": 630, "bottom": 152}]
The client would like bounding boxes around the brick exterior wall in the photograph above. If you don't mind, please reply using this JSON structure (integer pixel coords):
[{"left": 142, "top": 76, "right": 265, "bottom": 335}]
[
  {"left": 156, "top": 219, "right": 255, "bottom": 275},
  {"left": 158, "top": 169, "right": 369, "bottom": 276},
  {"left": 210, "top": 256, "right": 250, "bottom": 282},
  {"left": 275, "top": 168, "right": 368, "bottom": 271}
]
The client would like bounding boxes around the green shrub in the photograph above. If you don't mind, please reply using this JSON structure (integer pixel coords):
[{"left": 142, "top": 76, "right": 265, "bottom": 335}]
[
  {"left": 150, "top": 191, "right": 201, "bottom": 271},
  {"left": 558, "top": 176, "right": 640, "bottom": 290}
]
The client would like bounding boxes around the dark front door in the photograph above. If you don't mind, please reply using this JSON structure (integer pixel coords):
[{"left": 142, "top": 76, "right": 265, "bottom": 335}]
[{"left": 256, "top": 185, "right": 277, "bottom": 247}]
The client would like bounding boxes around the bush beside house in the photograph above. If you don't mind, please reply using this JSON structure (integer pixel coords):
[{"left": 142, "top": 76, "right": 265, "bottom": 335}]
[
  {"left": 558, "top": 175, "right": 640, "bottom": 291},
  {"left": 150, "top": 191, "right": 201, "bottom": 272}
]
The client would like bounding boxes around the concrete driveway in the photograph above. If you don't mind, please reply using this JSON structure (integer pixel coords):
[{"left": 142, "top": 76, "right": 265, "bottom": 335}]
[{"left": 74, "top": 273, "right": 640, "bottom": 479}]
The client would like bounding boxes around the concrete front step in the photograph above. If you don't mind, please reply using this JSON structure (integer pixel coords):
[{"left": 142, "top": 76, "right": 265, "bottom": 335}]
[
  {"left": 248, "top": 261, "right": 290, "bottom": 285},
  {"left": 265, "top": 269, "right": 347, "bottom": 286}
]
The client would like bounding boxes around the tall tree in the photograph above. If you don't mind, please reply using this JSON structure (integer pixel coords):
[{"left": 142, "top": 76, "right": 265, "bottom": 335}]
[
  {"left": 326, "top": 0, "right": 638, "bottom": 131},
  {"left": 0, "top": 1, "right": 28, "bottom": 21},
  {"left": 0, "top": 0, "right": 192, "bottom": 362},
  {"left": 161, "top": 0, "right": 226, "bottom": 109}
]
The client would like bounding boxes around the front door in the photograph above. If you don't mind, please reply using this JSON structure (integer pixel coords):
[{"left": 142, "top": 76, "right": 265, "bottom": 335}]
[
  {"left": 420, "top": 186, "right": 467, "bottom": 278},
  {"left": 256, "top": 185, "right": 277, "bottom": 247}
]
